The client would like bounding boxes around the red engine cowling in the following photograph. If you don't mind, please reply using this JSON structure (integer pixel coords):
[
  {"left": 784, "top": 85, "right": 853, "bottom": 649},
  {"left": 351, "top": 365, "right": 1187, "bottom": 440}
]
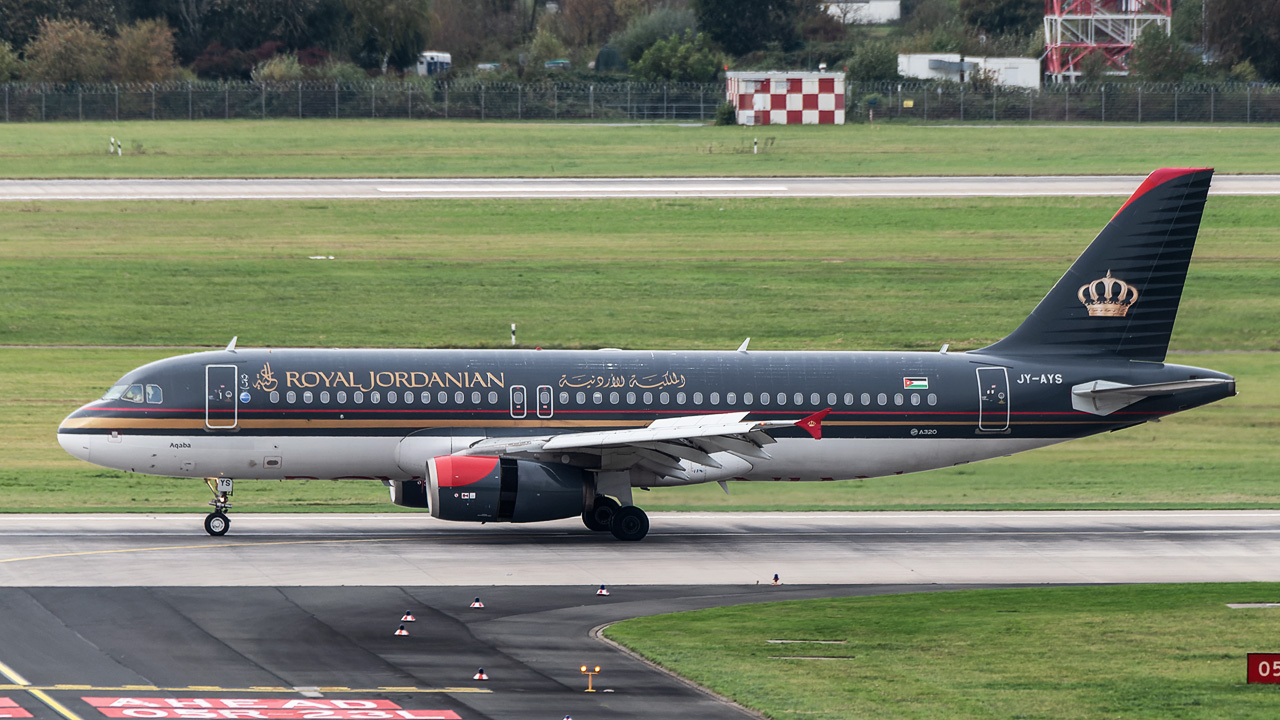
[{"left": 426, "top": 455, "right": 588, "bottom": 523}]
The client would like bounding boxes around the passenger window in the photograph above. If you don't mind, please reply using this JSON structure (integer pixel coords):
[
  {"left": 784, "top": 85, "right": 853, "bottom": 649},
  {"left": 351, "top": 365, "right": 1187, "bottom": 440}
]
[
  {"left": 627, "top": 391, "right": 636, "bottom": 404},
  {"left": 371, "top": 391, "right": 381, "bottom": 404},
  {"left": 610, "top": 391, "right": 620, "bottom": 404},
  {"left": 421, "top": 391, "right": 431, "bottom": 404},
  {"left": 844, "top": 393, "right": 854, "bottom": 406},
  {"left": 145, "top": 384, "right": 163, "bottom": 404},
  {"left": 760, "top": 392, "right": 769, "bottom": 406},
  {"left": 861, "top": 393, "right": 871, "bottom": 406},
  {"left": 270, "top": 391, "right": 280, "bottom": 403},
  {"left": 928, "top": 393, "right": 938, "bottom": 406},
  {"left": 910, "top": 393, "right": 920, "bottom": 406},
  {"left": 693, "top": 392, "right": 703, "bottom": 405},
  {"left": 593, "top": 391, "right": 603, "bottom": 404},
  {"left": 454, "top": 391, "right": 465, "bottom": 404},
  {"left": 320, "top": 391, "right": 330, "bottom": 403},
  {"left": 303, "top": 391, "right": 313, "bottom": 404},
  {"left": 743, "top": 392, "right": 753, "bottom": 404},
  {"left": 643, "top": 391, "right": 653, "bottom": 404},
  {"left": 559, "top": 391, "right": 569, "bottom": 404},
  {"left": 777, "top": 392, "right": 786, "bottom": 405},
  {"left": 438, "top": 391, "right": 447, "bottom": 403},
  {"left": 467, "top": 391, "right": 477, "bottom": 404},
  {"left": 827, "top": 393, "right": 837, "bottom": 406},
  {"left": 877, "top": 393, "right": 887, "bottom": 406},
  {"left": 660, "top": 391, "right": 670, "bottom": 404},
  {"left": 726, "top": 392, "right": 736, "bottom": 405},
  {"left": 121, "top": 384, "right": 145, "bottom": 403},
  {"left": 677, "top": 391, "right": 686, "bottom": 404},
  {"left": 387, "top": 391, "right": 397, "bottom": 404},
  {"left": 793, "top": 392, "right": 803, "bottom": 405},
  {"left": 405, "top": 391, "right": 414, "bottom": 403},
  {"left": 710, "top": 392, "right": 720, "bottom": 404},
  {"left": 287, "top": 391, "right": 297, "bottom": 403},
  {"left": 894, "top": 393, "right": 903, "bottom": 406},
  {"left": 355, "top": 391, "right": 364, "bottom": 404},
  {"left": 576, "top": 391, "right": 586, "bottom": 404},
  {"left": 811, "top": 393, "right": 821, "bottom": 406},
  {"left": 337, "top": 391, "right": 347, "bottom": 403},
  {"left": 489, "top": 391, "right": 498, "bottom": 404}
]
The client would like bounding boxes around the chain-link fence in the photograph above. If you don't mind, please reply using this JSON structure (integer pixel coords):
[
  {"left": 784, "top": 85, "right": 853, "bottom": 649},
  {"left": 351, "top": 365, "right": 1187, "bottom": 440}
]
[
  {"left": 850, "top": 81, "right": 1280, "bottom": 124},
  {"left": 3, "top": 80, "right": 1279, "bottom": 123}
]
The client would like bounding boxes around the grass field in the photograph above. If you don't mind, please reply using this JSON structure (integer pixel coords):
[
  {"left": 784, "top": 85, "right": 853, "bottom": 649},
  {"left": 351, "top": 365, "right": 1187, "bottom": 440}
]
[
  {"left": 2, "top": 194, "right": 1276, "bottom": 513},
  {"left": 4, "top": 121, "right": 1280, "bottom": 177},
  {"left": 604, "top": 583, "right": 1280, "bottom": 720}
]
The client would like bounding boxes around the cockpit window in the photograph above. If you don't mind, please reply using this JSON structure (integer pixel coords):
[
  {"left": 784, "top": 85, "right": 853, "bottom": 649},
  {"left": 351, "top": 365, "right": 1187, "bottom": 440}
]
[
  {"left": 145, "top": 384, "right": 163, "bottom": 404},
  {"left": 120, "top": 384, "right": 145, "bottom": 403},
  {"left": 102, "top": 383, "right": 129, "bottom": 401}
]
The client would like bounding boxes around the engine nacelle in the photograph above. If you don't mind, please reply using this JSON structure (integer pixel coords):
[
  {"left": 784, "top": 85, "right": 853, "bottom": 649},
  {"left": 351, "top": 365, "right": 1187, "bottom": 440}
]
[
  {"left": 427, "top": 455, "right": 587, "bottom": 523},
  {"left": 388, "top": 479, "right": 430, "bottom": 508}
]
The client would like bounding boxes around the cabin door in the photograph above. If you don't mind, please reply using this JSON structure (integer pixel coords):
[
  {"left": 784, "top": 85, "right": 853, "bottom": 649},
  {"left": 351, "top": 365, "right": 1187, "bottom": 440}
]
[
  {"left": 976, "top": 366, "right": 1010, "bottom": 432},
  {"left": 205, "top": 365, "right": 239, "bottom": 429},
  {"left": 536, "top": 385, "right": 554, "bottom": 418}
]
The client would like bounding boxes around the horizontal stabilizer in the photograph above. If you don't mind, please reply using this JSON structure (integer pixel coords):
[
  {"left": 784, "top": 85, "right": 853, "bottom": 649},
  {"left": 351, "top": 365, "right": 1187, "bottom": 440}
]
[{"left": 1071, "top": 378, "right": 1234, "bottom": 416}]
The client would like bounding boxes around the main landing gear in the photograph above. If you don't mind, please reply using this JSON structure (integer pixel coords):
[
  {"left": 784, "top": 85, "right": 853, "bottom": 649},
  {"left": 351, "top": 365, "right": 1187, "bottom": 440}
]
[
  {"left": 582, "top": 496, "right": 649, "bottom": 541},
  {"left": 204, "top": 477, "right": 233, "bottom": 536}
]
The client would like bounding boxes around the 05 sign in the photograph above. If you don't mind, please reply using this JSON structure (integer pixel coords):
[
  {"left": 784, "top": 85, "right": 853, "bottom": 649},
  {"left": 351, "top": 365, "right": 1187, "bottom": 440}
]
[{"left": 1247, "top": 653, "right": 1280, "bottom": 683}]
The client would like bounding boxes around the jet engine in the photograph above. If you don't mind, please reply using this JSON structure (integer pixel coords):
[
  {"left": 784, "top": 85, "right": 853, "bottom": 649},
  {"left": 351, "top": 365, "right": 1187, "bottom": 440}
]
[
  {"left": 388, "top": 479, "right": 430, "bottom": 508},
  {"left": 426, "top": 455, "right": 588, "bottom": 523}
]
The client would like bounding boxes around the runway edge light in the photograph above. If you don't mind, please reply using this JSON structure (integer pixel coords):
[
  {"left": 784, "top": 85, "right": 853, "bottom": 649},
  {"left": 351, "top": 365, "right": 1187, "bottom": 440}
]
[
  {"left": 401, "top": 611, "right": 416, "bottom": 622},
  {"left": 470, "top": 597, "right": 484, "bottom": 609},
  {"left": 596, "top": 585, "right": 609, "bottom": 596}
]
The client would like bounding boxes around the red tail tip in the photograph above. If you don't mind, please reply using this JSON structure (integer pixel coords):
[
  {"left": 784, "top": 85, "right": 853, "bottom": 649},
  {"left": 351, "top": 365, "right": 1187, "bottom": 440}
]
[{"left": 796, "top": 408, "right": 832, "bottom": 440}]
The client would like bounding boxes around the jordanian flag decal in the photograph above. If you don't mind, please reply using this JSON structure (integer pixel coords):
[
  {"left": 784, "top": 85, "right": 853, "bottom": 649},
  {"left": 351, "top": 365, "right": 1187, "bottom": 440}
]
[{"left": 903, "top": 377, "right": 929, "bottom": 390}]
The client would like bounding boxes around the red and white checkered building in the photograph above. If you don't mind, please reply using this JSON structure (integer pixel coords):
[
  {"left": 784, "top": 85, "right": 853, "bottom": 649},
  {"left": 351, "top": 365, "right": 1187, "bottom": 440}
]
[{"left": 725, "top": 71, "right": 846, "bottom": 126}]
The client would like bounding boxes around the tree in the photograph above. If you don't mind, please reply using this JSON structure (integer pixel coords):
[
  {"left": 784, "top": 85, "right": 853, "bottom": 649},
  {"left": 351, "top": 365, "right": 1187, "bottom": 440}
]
[
  {"left": 691, "top": 0, "right": 807, "bottom": 56},
  {"left": 560, "top": 0, "right": 622, "bottom": 48},
  {"left": 0, "top": 39, "right": 20, "bottom": 80},
  {"left": 632, "top": 29, "right": 719, "bottom": 82},
  {"left": 609, "top": 5, "right": 696, "bottom": 63},
  {"left": 24, "top": 17, "right": 111, "bottom": 82},
  {"left": 844, "top": 41, "right": 899, "bottom": 81},
  {"left": 1127, "top": 24, "right": 1200, "bottom": 82},
  {"left": 1205, "top": 0, "right": 1280, "bottom": 82},
  {"left": 958, "top": 0, "right": 1040, "bottom": 36},
  {"left": 112, "top": 19, "right": 179, "bottom": 83},
  {"left": 343, "top": 0, "right": 433, "bottom": 73}
]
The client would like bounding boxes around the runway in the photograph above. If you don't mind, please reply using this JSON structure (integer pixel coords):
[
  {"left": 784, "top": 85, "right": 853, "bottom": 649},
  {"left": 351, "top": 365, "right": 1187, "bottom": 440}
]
[
  {"left": 3, "top": 512, "right": 1278, "bottom": 719},
  {"left": 3, "top": 511, "right": 1279, "bottom": 587},
  {"left": 2, "top": 175, "right": 1279, "bottom": 200}
]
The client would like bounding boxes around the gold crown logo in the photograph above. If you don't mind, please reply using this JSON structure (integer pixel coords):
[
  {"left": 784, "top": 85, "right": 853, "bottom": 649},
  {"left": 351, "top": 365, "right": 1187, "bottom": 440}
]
[{"left": 1077, "top": 270, "right": 1139, "bottom": 317}]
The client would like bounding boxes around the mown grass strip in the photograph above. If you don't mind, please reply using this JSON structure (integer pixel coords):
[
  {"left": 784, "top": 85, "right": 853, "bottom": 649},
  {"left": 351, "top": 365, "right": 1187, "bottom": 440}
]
[
  {"left": 3, "top": 121, "right": 1280, "bottom": 177},
  {"left": 605, "top": 583, "right": 1280, "bottom": 720}
]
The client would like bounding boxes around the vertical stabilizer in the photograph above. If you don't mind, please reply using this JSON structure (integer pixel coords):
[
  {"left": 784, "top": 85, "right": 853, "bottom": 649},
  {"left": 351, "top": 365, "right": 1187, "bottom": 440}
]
[{"left": 975, "top": 168, "right": 1213, "bottom": 362}]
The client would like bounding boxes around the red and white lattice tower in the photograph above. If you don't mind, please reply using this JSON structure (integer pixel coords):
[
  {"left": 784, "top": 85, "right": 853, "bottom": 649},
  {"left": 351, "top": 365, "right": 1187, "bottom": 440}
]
[{"left": 1044, "top": 0, "right": 1172, "bottom": 83}]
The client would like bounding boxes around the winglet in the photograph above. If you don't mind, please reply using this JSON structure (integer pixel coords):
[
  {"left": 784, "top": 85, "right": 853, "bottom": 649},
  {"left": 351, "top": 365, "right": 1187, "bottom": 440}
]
[{"left": 795, "top": 408, "right": 832, "bottom": 440}]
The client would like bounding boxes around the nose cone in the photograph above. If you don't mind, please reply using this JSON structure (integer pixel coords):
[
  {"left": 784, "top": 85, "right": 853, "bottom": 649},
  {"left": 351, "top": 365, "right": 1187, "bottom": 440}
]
[{"left": 58, "top": 411, "right": 93, "bottom": 463}]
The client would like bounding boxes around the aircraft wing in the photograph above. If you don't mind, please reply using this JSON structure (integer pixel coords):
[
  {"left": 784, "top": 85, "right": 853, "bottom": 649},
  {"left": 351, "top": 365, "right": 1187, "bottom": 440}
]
[{"left": 461, "top": 409, "right": 831, "bottom": 481}]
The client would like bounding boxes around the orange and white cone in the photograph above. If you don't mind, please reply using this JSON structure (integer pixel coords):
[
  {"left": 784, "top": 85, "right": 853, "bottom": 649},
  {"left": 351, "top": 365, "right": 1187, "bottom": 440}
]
[
  {"left": 473, "top": 668, "right": 489, "bottom": 681},
  {"left": 596, "top": 585, "right": 610, "bottom": 596},
  {"left": 470, "top": 597, "right": 484, "bottom": 608},
  {"left": 401, "top": 611, "right": 416, "bottom": 622},
  {"left": 394, "top": 624, "right": 409, "bottom": 636}
]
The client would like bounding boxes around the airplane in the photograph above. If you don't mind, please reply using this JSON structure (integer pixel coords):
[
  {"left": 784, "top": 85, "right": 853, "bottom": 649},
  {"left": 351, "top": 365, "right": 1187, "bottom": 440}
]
[{"left": 58, "top": 168, "right": 1236, "bottom": 541}]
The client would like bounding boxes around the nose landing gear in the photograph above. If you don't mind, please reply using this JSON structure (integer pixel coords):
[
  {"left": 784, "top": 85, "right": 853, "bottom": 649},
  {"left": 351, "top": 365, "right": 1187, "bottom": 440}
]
[{"left": 204, "top": 477, "right": 233, "bottom": 536}]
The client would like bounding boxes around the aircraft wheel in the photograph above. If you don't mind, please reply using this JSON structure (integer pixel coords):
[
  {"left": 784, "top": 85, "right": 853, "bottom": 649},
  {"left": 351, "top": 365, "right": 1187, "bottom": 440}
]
[
  {"left": 583, "top": 496, "right": 620, "bottom": 532},
  {"left": 204, "top": 512, "right": 230, "bottom": 537},
  {"left": 609, "top": 506, "right": 649, "bottom": 542}
]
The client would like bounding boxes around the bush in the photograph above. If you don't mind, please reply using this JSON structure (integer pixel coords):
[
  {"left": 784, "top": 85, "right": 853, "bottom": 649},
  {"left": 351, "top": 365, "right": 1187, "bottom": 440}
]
[
  {"left": 845, "top": 41, "right": 900, "bottom": 81},
  {"left": 633, "top": 30, "right": 720, "bottom": 82},
  {"left": 714, "top": 100, "right": 737, "bottom": 125},
  {"left": 251, "top": 53, "right": 305, "bottom": 83},
  {"left": 24, "top": 18, "right": 111, "bottom": 83},
  {"left": 610, "top": 6, "right": 697, "bottom": 64}
]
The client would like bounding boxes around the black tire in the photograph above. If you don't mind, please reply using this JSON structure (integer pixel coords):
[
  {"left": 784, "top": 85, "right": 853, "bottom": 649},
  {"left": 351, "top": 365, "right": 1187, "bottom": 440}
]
[
  {"left": 583, "top": 496, "right": 620, "bottom": 532},
  {"left": 204, "top": 512, "right": 230, "bottom": 536},
  {"left": 609, "top": 505, "right": 649, "bottom": 542}
]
